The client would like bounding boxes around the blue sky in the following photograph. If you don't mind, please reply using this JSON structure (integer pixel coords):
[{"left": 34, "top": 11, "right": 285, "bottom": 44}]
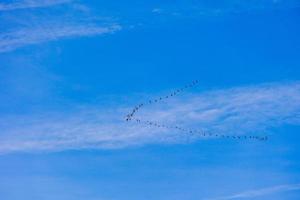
[{"left": 0, "top": 0, "right": 300, "bottom": 200}]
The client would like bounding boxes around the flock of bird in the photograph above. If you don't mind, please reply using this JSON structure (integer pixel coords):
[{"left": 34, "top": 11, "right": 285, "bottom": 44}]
[
  {"left": 126, "top": 80, "right": 199, "bottom": 121},
  {"left": 125, "top": 80, "right": 268, "bottom": 141}
]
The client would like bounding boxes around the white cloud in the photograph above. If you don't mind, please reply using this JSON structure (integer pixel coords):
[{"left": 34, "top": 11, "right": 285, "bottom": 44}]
[
  {"left": 148, "top": 0, "right": 300, "bottom": 18},
  {"left": 0, "top": 81, "right": 300, "bottom": 154},
  {"left": 0, "top": 1, "right": 121, "bottom": 53},
  {"left": 152, "top": 8, "right": 163, "bottom": 14},
  {"left": 0, "top": 0, "right": 71, "bottom": 11},
  {"left": 0, "top": 24, "right": 121, "bottom": 53},
  {"left": 206, "top": 183, "right": 300, "bottom": 200},
  {"left": 137, "top": 81, "right": 300, "bottom": 135}
]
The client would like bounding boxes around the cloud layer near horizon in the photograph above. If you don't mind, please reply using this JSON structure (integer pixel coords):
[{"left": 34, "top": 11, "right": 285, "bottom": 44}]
[{"left": 0, "top": 81, "right": 299, "bottom": 154}]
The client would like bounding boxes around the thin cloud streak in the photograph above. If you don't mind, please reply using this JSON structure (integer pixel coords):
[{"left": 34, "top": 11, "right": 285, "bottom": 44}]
[
  {"left": 0, "top": 82, "right": 300, "bottom": 154},
  {"left": 138, "top": 81, "right": 300, "bottom": 135},
  {"left": 0, "top": 24, "right": 121, "bottom": 53},
  {"left": 149, "top": 0, "right": 300, "bottom": 18},
  {"left": 206, "top": 183, "right": 300, "bottom": 200},
  {"left": 0, "top": 0, "right": 71, "bottom": 11}
]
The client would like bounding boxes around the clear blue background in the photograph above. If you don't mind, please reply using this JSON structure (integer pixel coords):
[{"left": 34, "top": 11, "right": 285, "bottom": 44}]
[{"left": 0, "top": 1, "right": 300, "bottom": 199}]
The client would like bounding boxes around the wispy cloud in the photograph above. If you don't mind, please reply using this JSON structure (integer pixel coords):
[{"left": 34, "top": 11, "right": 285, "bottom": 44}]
[
  {"left": 138, "top": 81, "right": 300, "bottom": 135},
  {"left": 150, "top": 0, "right": 300, "bottom": 18},
  {"left": 205, "top": 183, "right": 300, "bottom": 200},
  {"left": 0, "top": 0, "right": 71, "bottom": 11},
  {"left": 0, "top": 81, "right": 300, "bottom": 154},
  {"left": 0, "top": 0, "right": 122, "bottom": 53},
  {"left": 0, "top": 24, "right": 121, "bottom": 53}
]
